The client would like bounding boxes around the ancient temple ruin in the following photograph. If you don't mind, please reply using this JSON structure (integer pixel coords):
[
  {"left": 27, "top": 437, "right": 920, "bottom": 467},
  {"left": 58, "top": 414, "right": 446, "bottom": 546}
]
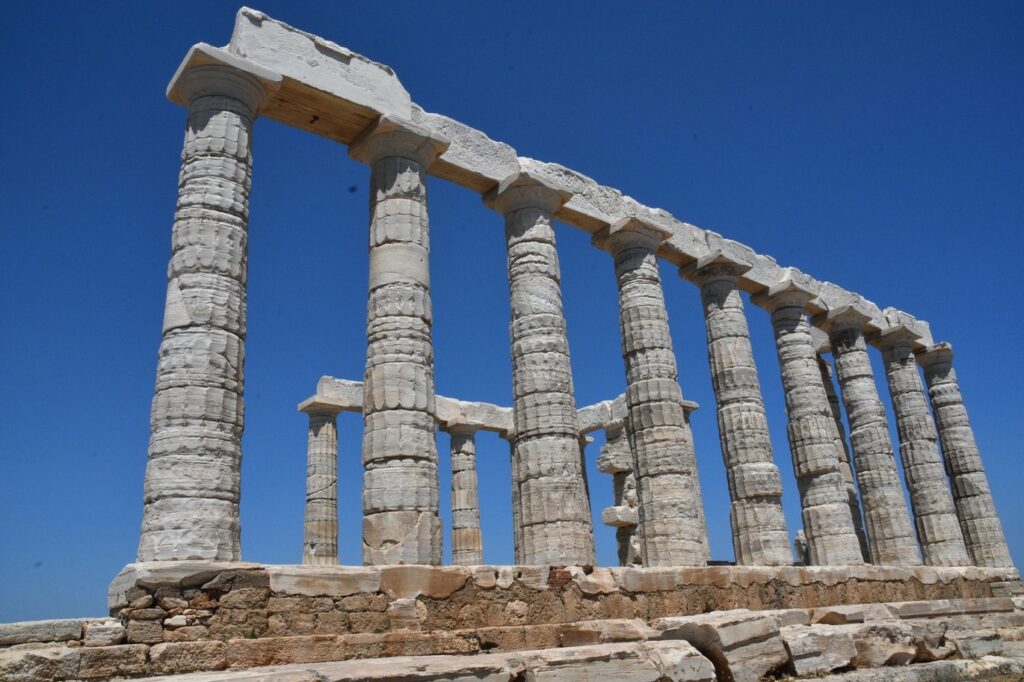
[{"left": 2, "top": 8, "right": 1022, "bottom": 681}]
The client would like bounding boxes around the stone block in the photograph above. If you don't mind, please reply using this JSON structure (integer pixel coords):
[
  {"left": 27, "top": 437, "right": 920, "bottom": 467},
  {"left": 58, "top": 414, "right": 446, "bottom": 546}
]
[
  {"left": 82, "top": 619, "right": 125, "bottom": 647},
  {"left": 379, "top": 565, "right": 470, "bottom": 599},
  {"left": 127, "top": 618, "right": 164, "bottom": 644},
  {"left": 226, "top": 635, "right": 346, "bottom": 669},
  {"left": 780, "top": 624, "right": 857, "bottom": 676},
  {"left": 654, "top": 609, "right": 789, "bottom": 681},
  {"left": 0, "top": 619, "right": 83, "bottom": 645},
  {"left": 78, "top": 644, "right": 149, "bottom": 679},
  {"left": 0, "top": 645, "right": 80, "bottom": 682},
  {"left": 946, "top": 626, "right": 1004, "bottom": 658},
  {"left": 835, "top": 621, "right": 919, "bottom": 667},
  {"left": 150, "top": 641, "right": 228, "bottom": 675},
  {"left": 517, "top": 640, "right": 715, "bottom": 682},
  {"left": 267, "top": 566, "right": 381, "bottom": 597},
  {"left": 810, "top": 603, "right": 892, "bottom": 624},
  {"left": 559, "top": 619, "right": 656, "bottom": 647}
]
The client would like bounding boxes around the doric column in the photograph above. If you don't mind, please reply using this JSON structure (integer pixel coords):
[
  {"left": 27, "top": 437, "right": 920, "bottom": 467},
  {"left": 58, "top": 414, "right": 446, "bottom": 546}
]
[
  {"left": 594, "top": 218, "right": 708, "bottom": 566},
  {"left": 507, "top": 436, "right": 523, "bottom": 564},
  {"left": 753, "top": 281, "right": 864, "bottom": 565},
  {"left": 597, "top": 420, "right": 642, "bottom": 567},
  {"left": 816, "top": 307, "right": 921, "bottom": 565},
  {"left": 484, "top": 171, "right": 595, "bottom": 566},
  {"left": 917, "top": 343, "right": 1014, "bottom": 568},
  {"left": 682, "top": 252, "right": 791, "bottom": 566},
  {"left": 446, "top": 423, "right": 484, "bottom": 566},
  {"left": 878, "top": 328, "right": 971, "bottom": 566},
  {"left": 300, "top": 404, "right": 341, "bottom": 565},
  {"left": 139, "top": 63, "right": 273, "bottom": 562},
  {"left": 816, "top": 354, "right": 871, "bottom": 561},
  {"left": 349, "top": 115, "right": 449, "bottom": 565}
]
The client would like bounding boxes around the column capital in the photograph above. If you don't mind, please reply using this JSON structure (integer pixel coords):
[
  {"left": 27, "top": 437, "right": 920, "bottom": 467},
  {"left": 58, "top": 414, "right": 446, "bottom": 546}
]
[
  {"left": 678, "top": 249, "right": 752, "bottom": 285},
  {"left": 592, "top": 216, "right": 671, "bottom": 254},
  {"left": 483, "top": 169, "right": 571, "bottom": 215},
  {"left": 298, "top": 396, "right": 344, "bottom": 417},
  {"left": 812, "top": 305, "right": 880, "bottom": 335},
  {"left": 874, "top": 323, "right": 923, "bottom": 351},
  {"left": 444, "top": 421, "right": 481, "bottom": 437},
  {"left": 751, "top": 276, "right": 818, "bottom": 312},
  {"left": 168, "top": 44, "right": 282, "bottom": 114},
  {"left": 916, "top": 341, "right": 954, "bottom": 368},
  {"left": 348, "top": 114, "right": 449, "bottom": 167}
]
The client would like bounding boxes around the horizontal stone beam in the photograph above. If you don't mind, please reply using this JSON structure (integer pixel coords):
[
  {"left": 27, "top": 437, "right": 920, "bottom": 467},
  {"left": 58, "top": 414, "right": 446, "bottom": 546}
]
[
  {"left": 304, "top": 377, "right": 631, "bottom": 439},
  {"left": 166, "top": 8, "right": 931, "bottom": 346}
]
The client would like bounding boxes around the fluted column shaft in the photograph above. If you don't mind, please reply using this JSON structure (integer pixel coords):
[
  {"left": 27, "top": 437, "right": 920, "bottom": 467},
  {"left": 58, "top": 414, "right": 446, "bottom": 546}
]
[
  {"left": 448, "top": 425, "right": 484, "bottom": 565},
  {"left": 303, "top": 410, "right": 339, "bottom": 565},
  {"left": 508, "top": 437, "right": 523, "bottom": 564},
  {"left": 139, "top": 65, "right": 268, "bottom": 562},
  {"left": 688, "top": 263, "right": 790, "bottom": 565},
  {"left": 880, "top": 335, "right": 970, "bottom": 566},
  {"left": 350, "top": 117, "right": 448, "bottom": 565},
  {"left": 919, "top": 345, "right": 1014, "bottom": 568},
  {"left": 817, "top": 355, "right": 870, "bottom": 561},
  {"left": 597, "top": 422, "right": 642, "bottom": 566},
  {"left": 486, "top": 173, "right": 595, "bottom": 566},
  {"left": 597, "top": 220, "right": 708, "bottom": 566},
  {"left": 761, "top": 292, "right": 863, "bottom": 565},
  {"left": 826, "top": 320, "right": 921, "bottom": 565}
]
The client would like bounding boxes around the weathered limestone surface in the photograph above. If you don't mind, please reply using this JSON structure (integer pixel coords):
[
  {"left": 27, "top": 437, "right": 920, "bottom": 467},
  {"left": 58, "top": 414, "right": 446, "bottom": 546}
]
[
  {"left": 484, "top": 171, "right": 595, "bottom": 566},
  {"left": 301, "top": 407, "right": 340, "bottom": 566},
  {"left": 819, "top": 308, "right": 921, "bottom": 566},
  {"left": 918, "top": 343, "right": 1014, "bottom": 569},
  {"left": 683, "top": 253, "right": 791, "bottom": 566},
  {"left": 780, "top": 623, "right": 858, "bottom": 676},
  {"left": 595, "top": 217, "right": 709, "bottom": 567},
  {"left": 878, "top": 328, "right": 970, "bottom": 567},
  {"left": 597, "top": 421, "right": 643, "bottom": 566},
  {"left": 140, "top": 61, "right": 277, "bottom": 562},
  {"left": 349, "top": 115, "right": 449, "bottom": 566},
  {"left": 655, "top": 609, "right": 790, "bottom": 682},
  {"left": 817, "top": 354, "right": 871, "bottom": 562},
  {"left": 755, "top": 280, "right": 864, "bottom": 566},
  {"left": 446, "top": 424, "right": 483, "bottom": 565}
]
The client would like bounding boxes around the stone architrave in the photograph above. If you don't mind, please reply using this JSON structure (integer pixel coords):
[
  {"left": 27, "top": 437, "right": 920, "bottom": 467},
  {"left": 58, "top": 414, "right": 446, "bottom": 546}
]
[
  {"left": 139, "top": 62, "right": 276, "bottom": 562},
  {"left": 682, "top": 252, "right": 791, "bottom": 566},
  {"left": 917, "top": 343, "right": 1014, "bottom": 568},
  {"left": 349, "top": 115, "right": 449, "bottom": 565},
  {"left": 878, "top": 327, "right": 971, "bottom": 566},
  {"left": 594, "top": 217, "right": 709, "bottom": 566},
  {"left": 484, "top": 170, "right": 595, "bottom": 566},
  {"left": 816, "top": 354, "right": 871, "bottom": 561},
  {"left": 299, "top": 402, "right": 341, "bottom": 565},
  {"left": 816, "top": 307, "right": 921, "bottom": 566},
  {"left": 446, "top": 423, "right": 484, "bottom": 566},
  {"left": 753, "top": 281, "right": 864, "bottom": 566}
]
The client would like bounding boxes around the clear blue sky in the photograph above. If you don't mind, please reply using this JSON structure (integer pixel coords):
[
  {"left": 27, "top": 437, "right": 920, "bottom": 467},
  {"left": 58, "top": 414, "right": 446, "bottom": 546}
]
[{"left": 1, "top": 2, "right": 1021, "bottom": 622}]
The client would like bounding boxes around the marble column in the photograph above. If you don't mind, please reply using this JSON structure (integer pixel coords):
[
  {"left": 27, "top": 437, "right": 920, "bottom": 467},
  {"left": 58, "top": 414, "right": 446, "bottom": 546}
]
[
  {"left": 301, "top": 406, "right": 341, "bottom": 565},
  {"left": 139, "top": 64, "right": 271, "bottom": 562},
  {"left": 817, "top": 354, "right": 871, "bottom": 561},
  {"left": 507, "top": 436, "right": 523, "bottom": 564},
  {"left": 683, "top": 253, "right": 791, "bottom": 566},
  {"left": 878, "top": 328, "right": 971, "bottom": 566},
  {"left": 447, "top": 424, "right": 484, "bottom": 566},
  {"left": 484, "top": 171, "right": 595, "bottom": 566},
  {"left": 754, "top": 282, "right": 864, "bottom": 565},
  {"left": 594, "top": 217, "right": 708, "bottom": 566},
  {"left": 349, "top": 115, "right": 449, "bottom": 565},
  {"left": 918, "top": 343, "right": 1014, "bottom": 568},
  {"left": 817, "top": 308, "right": 921, "bottom": 566},
  {"left": 597, "top": 420, "right": 642, "bottom": 567}
]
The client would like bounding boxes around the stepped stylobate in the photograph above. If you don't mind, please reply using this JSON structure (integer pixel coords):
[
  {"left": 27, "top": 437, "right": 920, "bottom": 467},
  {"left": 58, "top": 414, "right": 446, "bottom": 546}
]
[{"left": 131, "top": 8, "right": 1016, "bottom": 580}]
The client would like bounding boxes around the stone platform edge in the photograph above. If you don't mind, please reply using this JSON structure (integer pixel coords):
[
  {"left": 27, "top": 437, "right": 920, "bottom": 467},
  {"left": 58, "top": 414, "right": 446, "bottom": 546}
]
[{"left": 110, "top": 561, "right": 1017, "bottom": 611}]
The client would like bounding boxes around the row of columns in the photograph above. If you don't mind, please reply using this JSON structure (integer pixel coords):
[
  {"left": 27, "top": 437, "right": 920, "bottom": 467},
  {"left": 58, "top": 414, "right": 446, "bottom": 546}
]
[{"left": 141, "top": 65, "right": 1013, "bottom": 572}]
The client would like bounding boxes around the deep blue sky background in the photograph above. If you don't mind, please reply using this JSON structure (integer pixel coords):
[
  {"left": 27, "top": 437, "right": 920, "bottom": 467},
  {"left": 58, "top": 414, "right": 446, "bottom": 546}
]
[{"left": 2, "top": 2, "right": 1022, "bottom": 621}]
